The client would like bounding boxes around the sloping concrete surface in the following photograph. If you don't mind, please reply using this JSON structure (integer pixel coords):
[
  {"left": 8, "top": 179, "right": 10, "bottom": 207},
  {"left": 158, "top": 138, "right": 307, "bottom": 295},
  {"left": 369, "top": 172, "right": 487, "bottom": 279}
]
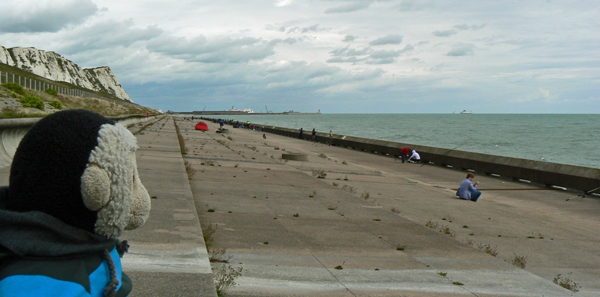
[
  {"left": 179, "top": 117, "right": 599, "bottom": 297},
  {"left": 122, "top": 116, "right": 217, "bottom": 297}
]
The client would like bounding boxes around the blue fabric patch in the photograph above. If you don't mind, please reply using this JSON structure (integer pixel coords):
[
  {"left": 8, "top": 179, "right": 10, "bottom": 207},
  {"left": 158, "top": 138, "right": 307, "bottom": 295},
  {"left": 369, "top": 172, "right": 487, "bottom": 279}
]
[
  {"left": 0, "top": 248, "right": 125, "bottom": 297},
  {"left": 0, "top": 275, "right": 90, "bottom": 297},
  {"left": 89, "top": 248, "right": 123, "bottom": 297}
]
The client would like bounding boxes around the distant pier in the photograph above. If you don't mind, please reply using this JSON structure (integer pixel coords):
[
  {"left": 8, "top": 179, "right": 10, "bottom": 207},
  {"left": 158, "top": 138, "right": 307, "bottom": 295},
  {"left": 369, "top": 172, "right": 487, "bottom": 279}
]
[{"left": 171, "top": 110, "right": 321, "bottom": 116}]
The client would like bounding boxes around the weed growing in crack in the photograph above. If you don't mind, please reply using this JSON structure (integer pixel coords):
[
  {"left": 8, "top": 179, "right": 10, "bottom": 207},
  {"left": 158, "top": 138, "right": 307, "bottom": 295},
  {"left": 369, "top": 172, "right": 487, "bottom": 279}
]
[
  {"left": 341, "top": 185, "right": 357, "bottom": 194},
  {"left": 202, "top": 223, "right": 218, "bottom": 250},
  {"left": 361, "top": 191, "right": 370, "bottom": 200},
  {"left": 184, "top": 161, "right": 195, "bottom": 179},
  {"left": 511, "top": 253, "right": 527, "bottom": 268},
  {"left": 214, "top": 264, "right": 243, "bottom": 297},
  {"left": 425, "top": 220, "right": 439, "bottom": 229},
  {"left": 311, "top": 169, "right": 327, "bottom": 179},
  {"left": 439, "top": 225, "right": 456, "bottom": 237},
  {"left": 209, "top": 248, "right": 232, "bottom": 263},
  {"left": 553, "top": 273, "right": 580, "bottom": 292},
  {"left": 477, "top": 243, "right": 499, "bottom": 257}
]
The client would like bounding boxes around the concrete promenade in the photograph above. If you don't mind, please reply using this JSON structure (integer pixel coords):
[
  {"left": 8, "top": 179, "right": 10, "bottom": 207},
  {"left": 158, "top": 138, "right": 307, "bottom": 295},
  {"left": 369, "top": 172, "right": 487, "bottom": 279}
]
[
  {"left": 122, "top": 116, "right": 217, "bottom": 296},
  {"left": 1, "top": 115, "right": 599, "bottom": 296},
  {"left": 178, "top": 117, "right": 599, "bottom": 297}
]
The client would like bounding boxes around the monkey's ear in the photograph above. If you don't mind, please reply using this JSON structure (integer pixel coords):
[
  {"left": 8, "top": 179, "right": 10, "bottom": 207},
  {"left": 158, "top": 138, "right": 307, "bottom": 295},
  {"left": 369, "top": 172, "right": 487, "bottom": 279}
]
[{"left": 81, "top": 165, "right": 111, "bottom": 211}]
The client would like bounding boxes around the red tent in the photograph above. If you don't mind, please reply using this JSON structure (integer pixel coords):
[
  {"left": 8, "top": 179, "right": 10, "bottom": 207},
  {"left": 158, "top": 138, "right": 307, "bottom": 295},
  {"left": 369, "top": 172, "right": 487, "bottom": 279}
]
[{"left": 195, "top": 122, "right": 209, "bottom": 131}]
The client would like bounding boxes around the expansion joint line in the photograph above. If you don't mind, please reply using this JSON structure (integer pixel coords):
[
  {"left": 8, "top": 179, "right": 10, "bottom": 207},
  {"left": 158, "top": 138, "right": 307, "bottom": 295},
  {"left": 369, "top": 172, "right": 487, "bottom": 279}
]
[
  {"left": 271, "top": 215, "right": 358, "bottom": 296},
  {"left": 307, "top": 249, "right": 358, "bottom": 297}
]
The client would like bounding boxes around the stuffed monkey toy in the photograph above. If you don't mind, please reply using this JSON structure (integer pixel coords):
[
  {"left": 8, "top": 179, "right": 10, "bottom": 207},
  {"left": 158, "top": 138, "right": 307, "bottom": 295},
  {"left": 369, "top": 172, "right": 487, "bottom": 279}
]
[{"left": 0, "top": 109, "right": 151, "bottom": 297}]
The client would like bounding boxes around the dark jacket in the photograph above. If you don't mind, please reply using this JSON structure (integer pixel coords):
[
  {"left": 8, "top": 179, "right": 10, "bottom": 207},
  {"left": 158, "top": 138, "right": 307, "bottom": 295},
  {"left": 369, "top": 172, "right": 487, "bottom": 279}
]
[{"left": 0, "top": 199, "right": 131, "bottom": 297}]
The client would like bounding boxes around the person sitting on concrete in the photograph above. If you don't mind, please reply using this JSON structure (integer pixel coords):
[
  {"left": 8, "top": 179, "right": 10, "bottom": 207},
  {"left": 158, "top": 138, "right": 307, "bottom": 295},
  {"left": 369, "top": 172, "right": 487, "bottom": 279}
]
[
  {"left": 407, "top": 150, "right": 420, "bottom": 163},
  {"left": 400, "top": 147, "right": 411, "bottom": 163},
  {"left": 456, "top": 173, "right": 481, "bottom": 202}
]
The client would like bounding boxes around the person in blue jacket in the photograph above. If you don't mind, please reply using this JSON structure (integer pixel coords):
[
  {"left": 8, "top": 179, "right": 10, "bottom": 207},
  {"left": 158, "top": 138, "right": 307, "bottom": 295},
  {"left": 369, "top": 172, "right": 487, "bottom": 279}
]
[
  {"left": 0, "top": 110, "right": 151, "bottom": 297},
  {"left": 456, "top": 172, "right": 482, "bottom": 202}
]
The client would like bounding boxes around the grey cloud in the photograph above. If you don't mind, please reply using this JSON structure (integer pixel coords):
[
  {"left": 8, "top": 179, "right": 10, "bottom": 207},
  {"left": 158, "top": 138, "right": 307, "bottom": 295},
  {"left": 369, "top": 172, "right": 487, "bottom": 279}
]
[
  {"left": 59, "top": 20, "right": 162, "bottom": 54},
  {"left": 343, "top": 35, "right": 357, "bottom": 42},
  {"left": 329, "top": 43, "right": 412, "bottom": 64},
  {"left": 454, "top": 24, "right": 469, "bottom": 30},
  {"left": 330, "top": 46, "right": 372, "bottom": 58},
  {"left": 433, "top": 30, "right": 457, "bottom": 37},
  {"left": 368, "top": 48, "right": 410, "bottom": 64},
  {"left": 326, "top": 56, "right": 363, "bottom": 63},
  {"left": 446, "top": 44, "right": 475, "bottom": 56},
  {"left": 0, "top": 0, "right": 97, "bottom": 33},
  {"left": 287, "top": 24, "right": 324, "bottom": 34},
  {"left": 454, "top": 23, "right": 486, "bottom": 30},
  {"left": 302, "top": 24, "right": 322, "bottom": 33},
  {"left": 366, "top": 57, "right": 395, "bottom": 64},
  {"left": 147, "top": 35, "right": 276, "bottom": 63},
  {"left": 304, "top": 63, "right": 340, "bottom": 79},
  {"left": 399, "top": 0, "right": 433, "bottom": 11},
  {"left": 263, "top": 24, "right": 286, "bottom": 32},
  {"left": 129, "top": 60, "right": 396, "bottom": 113},
  {"left": 278, "top": 37, "right": 300, "bottom": 45},
  {"left": 325, "top": 1, "right": 371, "bottom": 14},
  {"left": 370, "top": 34, "right": 403, "bottom": 46},
  {"left": 400, "top": 44, "right": 414, "bottom": 53},
  {"left": 370, "top": 50, "right": 400, "bottom": 59}
]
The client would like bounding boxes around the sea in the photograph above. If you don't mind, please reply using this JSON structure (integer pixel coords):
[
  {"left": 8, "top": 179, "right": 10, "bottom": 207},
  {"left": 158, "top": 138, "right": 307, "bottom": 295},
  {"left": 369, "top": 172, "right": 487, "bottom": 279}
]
[{"left": 196, "top": 114, "right": 600, "bottom": 169}]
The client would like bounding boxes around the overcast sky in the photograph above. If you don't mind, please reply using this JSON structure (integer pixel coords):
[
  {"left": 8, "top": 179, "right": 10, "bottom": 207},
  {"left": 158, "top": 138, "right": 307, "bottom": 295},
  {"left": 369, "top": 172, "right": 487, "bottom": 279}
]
[{"left": 0, "top": 0, "right": 598, "bottom": 113}]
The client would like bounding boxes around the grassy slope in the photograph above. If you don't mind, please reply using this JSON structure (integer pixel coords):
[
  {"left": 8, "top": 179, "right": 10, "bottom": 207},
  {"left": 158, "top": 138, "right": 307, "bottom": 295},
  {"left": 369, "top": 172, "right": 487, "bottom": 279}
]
[
  {"left": 0, "top": 62, "right": 157, "bottom": 118},
  {"left": 0, "top": 62, "right": 129, "bottom": 103}
]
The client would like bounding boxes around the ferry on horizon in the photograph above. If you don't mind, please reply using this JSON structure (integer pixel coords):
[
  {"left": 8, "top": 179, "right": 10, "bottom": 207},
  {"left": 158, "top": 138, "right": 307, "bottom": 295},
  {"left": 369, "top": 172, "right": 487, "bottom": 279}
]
[
  {"left": 282, "top": 109, "right": 321, "bottom": 115},
  {"left": 226, "top": 106, "right": 256, "bottom": 113},
  {"left": 453, "top": 110, "right": 473, "bottom": 114}
]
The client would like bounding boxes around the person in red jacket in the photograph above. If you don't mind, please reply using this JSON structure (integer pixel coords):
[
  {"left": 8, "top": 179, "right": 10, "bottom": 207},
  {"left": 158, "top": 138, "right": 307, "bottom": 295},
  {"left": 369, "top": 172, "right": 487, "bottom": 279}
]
[{"left": 400, "top": 147, "right": 411, "bottom": 163}]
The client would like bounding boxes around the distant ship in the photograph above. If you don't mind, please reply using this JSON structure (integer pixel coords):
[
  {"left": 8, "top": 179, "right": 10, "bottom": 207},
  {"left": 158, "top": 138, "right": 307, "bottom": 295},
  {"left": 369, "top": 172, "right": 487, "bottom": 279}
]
[
  {"left": 282, "top": 109, "right": 322, "bottom": 115},
  {"left": 226, "top": 106, "right": 256, "bottom": 113},
  {"left": 459, "top": 110, "right": 472, "bottom": 114}
]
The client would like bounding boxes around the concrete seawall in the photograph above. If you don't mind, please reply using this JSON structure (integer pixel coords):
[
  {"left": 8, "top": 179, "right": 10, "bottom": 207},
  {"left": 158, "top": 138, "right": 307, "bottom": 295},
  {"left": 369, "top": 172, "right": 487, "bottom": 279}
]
[
  {"left": 0, "top": 114, "right": 155, "bottom": 169},
  {"left": 216, "top": 120, "right": 600, "bottom": 195}
]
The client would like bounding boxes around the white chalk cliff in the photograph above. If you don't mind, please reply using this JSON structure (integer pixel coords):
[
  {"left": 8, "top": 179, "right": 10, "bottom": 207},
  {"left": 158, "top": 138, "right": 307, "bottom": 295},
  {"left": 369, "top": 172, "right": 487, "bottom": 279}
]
[{"left": 0, "top": 45, "right": 132, "bottom": 102}]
